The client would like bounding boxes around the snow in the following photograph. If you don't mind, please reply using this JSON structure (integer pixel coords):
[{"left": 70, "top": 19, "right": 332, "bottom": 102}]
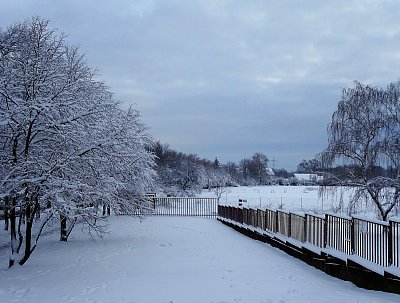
[
  {"left": 1, "top": 216, "right": 399, "bottom": 303},
  {"left": 324, "top": 212, "right": 352, "bottom": 220},
  {"left": 352, "top": 214, "right": 389, "bottom": 226},
  {"left": 293, "top": 173, "right": 323, "bottom": 183},
  {"left": 201, "top": 185, "right": 335, "bottom": 212},
  {"left": 201, "top": 185, "right": 400, "bottom": 220},
  {"left": 390, "top": 216, "right": 400, "bottom": 223}
]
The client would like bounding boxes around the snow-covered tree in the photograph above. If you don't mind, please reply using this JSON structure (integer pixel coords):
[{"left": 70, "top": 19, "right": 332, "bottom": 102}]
[
  {"left": 0, "top": 17, "right": 155, "bottom": 266},
  {"left": 224, "top": 161, "right": 240, "bottom": 186},
  {"left": 297, "top": 159, "right": 321, "bottom": 173},
  {"left": 174, "top": 155, "right": 205, "bottom": 195},
  {"left": 319, "top": 81, "right": 400, "bottom": 220},
  {"left": 237, "top": 153, "right": 270, "bottom": 185},
  {"left": 250, "top": 153, "right": 269, "bottom": 185}
]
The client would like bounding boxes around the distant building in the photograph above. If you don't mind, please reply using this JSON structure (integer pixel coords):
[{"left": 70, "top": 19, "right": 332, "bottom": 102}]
[
  {"left": 264, "top": 167, "right": 276, "bottom": 185},
  {"left": 266, "top": 168, "right": 275, "bottom": 176},
  {"left": 293, "top": 173, "right": 323, "bottom": 185}
]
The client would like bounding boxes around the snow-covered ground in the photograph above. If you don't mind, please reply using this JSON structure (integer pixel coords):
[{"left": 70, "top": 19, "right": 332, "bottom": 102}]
[
  {"left": 201, "top": 185, "right": 379, "bottom": 215},
  {"left": 0, "top": 216, "right": 398, "bottom": 303},
  {"left": 202, "top": 185, "right": 325, "bottom": 211}
]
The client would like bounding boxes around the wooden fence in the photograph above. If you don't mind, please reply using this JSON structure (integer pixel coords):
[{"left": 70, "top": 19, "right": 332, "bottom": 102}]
[
  {"left": 218, "top": 205, "right": 400, "bottom": 269},
  {"left": 152, "top": 197, "right": 218, "bottom": 218}
]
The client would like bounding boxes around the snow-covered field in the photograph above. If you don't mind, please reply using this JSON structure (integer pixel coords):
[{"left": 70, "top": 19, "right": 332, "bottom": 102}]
[
  {"left": 201, "top": 185, "right": 377, "bottom": 215},
  {"left": 0, "top": 216, "right": 398, "bottom": 303},
  {"left": 203, "top": 185, "right": 325, "bottom": 211}
]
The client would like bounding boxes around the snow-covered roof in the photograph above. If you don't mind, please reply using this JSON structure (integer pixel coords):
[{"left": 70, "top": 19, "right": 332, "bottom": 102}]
[
  {"left": 293, "top": 173, "right": 323, "bottom": 181},
  {"left": 266, "top": 167, "right": 275, "bottom": 176}
]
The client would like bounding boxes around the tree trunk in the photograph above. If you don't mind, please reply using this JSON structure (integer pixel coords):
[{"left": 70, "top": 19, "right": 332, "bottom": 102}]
[
  {"left": 35, "top": 199, "right": 40, "bottom": 219},
  {"left": 9, "top": 202, "right": 25, "bottom": 267},
  {"left": 17, "top": 208, "right": 23, "bottom": 253},
  {"left": 4, "top": 196, "right": 9, "bottom": 231},
  {"left": 60, "top": 215, "right": 77, "bottom": 242},
  {"left": 60, "top": 214, "right": 67, "bottom": 241},
  {"left": 8, "top": 197, "right": 17, "bottom": 268},
  {"left": 19, "top": 203, "right": 33, "bottom": 266},
  {"left": 17, "top": 205, "right": 52, "bottom": 266},
  {"left": 102, "top": 204, "right": 111, "bottom": 216},
  {"left": 10, "top": 197, "right": 16, "bottom": 241}
]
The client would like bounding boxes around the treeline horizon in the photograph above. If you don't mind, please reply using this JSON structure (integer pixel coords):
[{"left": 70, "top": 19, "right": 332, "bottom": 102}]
[{"left": 151, "top": 141, "right": 315, "bottom": 196}]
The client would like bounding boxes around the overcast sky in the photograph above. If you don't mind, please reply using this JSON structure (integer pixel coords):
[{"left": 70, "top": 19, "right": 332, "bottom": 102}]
[{"left": 2, "top": 0, "right": 400, "bottom": 170}]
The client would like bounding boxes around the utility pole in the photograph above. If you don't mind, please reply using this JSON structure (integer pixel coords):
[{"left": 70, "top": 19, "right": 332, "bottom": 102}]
[{"left": 271, "top": 157, "right": 277, "bottom": 169}]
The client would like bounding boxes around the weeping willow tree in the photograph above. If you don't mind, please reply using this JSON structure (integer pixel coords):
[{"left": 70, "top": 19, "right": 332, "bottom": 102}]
[{"left": 319, "top": 81, "right": 400, "bottom": 221}]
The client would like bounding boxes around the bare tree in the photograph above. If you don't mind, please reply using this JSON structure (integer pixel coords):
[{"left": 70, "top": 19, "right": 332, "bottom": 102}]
[{"left": 319, "top": 81, "right": 400, "bottom": 220}]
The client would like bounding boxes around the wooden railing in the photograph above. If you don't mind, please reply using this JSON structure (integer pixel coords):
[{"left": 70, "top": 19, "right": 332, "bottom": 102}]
[
  {"left": 218, "top": 205, "right": 400, "bottom": 268},
  {"left": 305, "top": 213, "right": 325, "bottom": 248}
]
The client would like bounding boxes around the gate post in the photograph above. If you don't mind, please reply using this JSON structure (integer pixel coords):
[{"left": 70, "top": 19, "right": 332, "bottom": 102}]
[
  {"left": 388, "top": 220, "right": 393, "bottom": 266},
  {"left": 323, "top": 214, "right": 328, "bottom": 248},
  {"left": 350, "top": 217, "right": 355, "bottom": 254}
]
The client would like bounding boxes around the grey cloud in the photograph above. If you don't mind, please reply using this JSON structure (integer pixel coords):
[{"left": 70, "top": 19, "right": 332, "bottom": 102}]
[{"left": 2, "top": 0, "right": 400, "bottom": 170}]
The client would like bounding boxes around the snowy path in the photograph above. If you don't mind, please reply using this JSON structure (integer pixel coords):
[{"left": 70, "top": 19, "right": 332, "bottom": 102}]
[{"left": 0, "top": 216, "right": 398, "bottom": 303}]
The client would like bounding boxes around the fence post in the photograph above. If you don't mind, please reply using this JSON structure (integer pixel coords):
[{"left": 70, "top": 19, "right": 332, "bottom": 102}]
[
  {"left": 350, "top": 217, "right": 355, "bottom": 254},
  {"left": 288, "top": 213, "right": 292, "bottom": 238},
  {"left": 275, "top": 211, "right": 279, "bottom": 234},
  {"left": 255, "top": 209, "right": 258, "bottom": 227},
  {"left": 388, "top": 220, "right": 393, "bottom": 266},
  {"left": 323, "top": 214, "right": 328, "bottom": 248},
  {"left": 303, "top": 214, "right": 308, "bottom": 243}
]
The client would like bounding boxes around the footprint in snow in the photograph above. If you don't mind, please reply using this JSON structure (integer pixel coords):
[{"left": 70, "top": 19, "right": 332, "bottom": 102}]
[{"left": 10, "top": 287, "right": 30, "bottom": 298}]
